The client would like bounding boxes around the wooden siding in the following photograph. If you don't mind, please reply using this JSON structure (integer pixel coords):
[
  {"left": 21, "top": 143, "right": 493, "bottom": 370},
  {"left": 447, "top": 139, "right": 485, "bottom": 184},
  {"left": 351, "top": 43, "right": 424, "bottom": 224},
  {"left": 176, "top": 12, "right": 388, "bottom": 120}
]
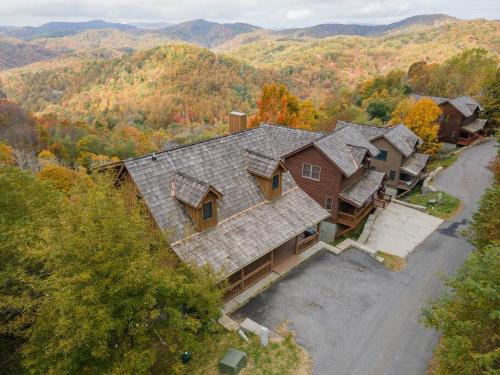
[
  {"left": 253, "top": 167, "right": 283, "bottom": 201},
  {"left": 342, "top": 161, "right": 368, "bottom": 190},
  {"left": 370, "top": 138, "right": 403, "bottom": 188},
  {"left": 439, "top": 103, "right": 465, "bottom": 143},
  {"left": 185, "top": 191, "right": 218, "bottom": 231},
  {"left": 285, "top": 145, "right": 343, "bottom": 221}
]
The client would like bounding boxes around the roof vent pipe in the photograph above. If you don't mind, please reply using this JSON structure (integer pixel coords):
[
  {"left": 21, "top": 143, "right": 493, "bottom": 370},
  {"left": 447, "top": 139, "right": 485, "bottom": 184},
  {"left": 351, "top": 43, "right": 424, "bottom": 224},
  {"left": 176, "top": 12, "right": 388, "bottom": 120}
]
[{"left": 151, "top": 153, "right": 157, "bottom": 161}]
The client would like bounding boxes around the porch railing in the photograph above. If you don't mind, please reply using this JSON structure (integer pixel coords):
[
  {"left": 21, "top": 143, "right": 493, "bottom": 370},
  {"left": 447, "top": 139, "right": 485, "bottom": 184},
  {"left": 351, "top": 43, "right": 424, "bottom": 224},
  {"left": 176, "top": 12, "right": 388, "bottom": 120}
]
[
  {"left": 224, "top": 260, "right": 272, "bottom": 301},
  {"left": 337, "top": 201, "right": 374, "bottom": 227},
  {"left": 296, "top": 232, "right": 319, "bottom": 254}
]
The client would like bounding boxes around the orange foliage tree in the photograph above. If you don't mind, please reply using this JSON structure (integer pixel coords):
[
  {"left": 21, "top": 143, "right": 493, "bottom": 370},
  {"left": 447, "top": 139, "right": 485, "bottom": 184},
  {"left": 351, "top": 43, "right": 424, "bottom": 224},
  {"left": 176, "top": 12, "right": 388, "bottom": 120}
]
[
  {"left": 391, "top": 98, "right": 442, "bottom": 154},
  {"left": 249, "top": 83, "right": 318, "bottom": 130}
]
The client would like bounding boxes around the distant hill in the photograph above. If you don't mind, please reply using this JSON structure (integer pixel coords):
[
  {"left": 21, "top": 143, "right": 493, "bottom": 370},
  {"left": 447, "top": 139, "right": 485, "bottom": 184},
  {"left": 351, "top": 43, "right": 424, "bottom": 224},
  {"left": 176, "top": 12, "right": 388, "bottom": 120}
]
[
  {"left": 274, "top": 14, "right": 456, "bottom": 39},
  {"left": 159, "top": 19, "right": 260, "bottom": 47},
  {"left": 130, "top": 22, "right": 172, "bottom": 30},
  {"left": 0, "top": 36, "right": 64, "bottom": 70},
  {"left": 0, "top": 20, "right": 136, "bottom": 40}
]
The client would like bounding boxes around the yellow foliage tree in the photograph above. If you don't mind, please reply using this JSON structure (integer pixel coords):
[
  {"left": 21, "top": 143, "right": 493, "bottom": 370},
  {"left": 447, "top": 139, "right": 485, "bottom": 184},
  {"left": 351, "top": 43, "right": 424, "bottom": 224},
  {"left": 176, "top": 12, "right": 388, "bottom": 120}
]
[
  {"left": 391, "top": 98, "right": 442, "bottom": 154},
  {"left": 0, "top": 142, "right": 14, "bottom": 165},
  {"left": 37, "top": 164, "right": 93, "bottom": 193}
]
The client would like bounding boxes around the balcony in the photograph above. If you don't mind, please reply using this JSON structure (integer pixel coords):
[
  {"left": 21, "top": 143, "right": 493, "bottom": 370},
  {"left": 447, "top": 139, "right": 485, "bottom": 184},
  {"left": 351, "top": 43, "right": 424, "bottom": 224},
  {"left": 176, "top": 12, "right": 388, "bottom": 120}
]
[
  {"left": 397, "top": 177, "right": 418, "bottom": 191},
  {"left": 337, "top": 200, "right": 375, "bottom": 227},
  {"left": 457, "top": 133, "right": 480, "bottom": 146}
]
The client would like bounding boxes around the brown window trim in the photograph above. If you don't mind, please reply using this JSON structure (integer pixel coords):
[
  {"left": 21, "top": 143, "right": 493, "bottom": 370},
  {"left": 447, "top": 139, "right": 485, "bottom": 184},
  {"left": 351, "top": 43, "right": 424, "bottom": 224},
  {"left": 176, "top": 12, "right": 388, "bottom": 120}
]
[{"left": 302, "top": 163, "right": 321, "bottom": 181}]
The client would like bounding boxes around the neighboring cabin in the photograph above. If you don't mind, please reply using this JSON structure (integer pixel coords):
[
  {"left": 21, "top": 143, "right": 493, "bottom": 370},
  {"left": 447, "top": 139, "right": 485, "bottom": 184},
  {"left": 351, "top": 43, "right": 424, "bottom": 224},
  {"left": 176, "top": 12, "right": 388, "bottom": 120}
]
[
  {"left": 410, "top": 94, "right": 488, "bottom": 145},
  {"left": 283, "top": 125, "right": 391, "bottom": 238},
  {"left": 105, "top": 114, "right": 330, "bottom": 302},
  {"left": 336, "top": 121, "right": 429, "bottom": 197}
]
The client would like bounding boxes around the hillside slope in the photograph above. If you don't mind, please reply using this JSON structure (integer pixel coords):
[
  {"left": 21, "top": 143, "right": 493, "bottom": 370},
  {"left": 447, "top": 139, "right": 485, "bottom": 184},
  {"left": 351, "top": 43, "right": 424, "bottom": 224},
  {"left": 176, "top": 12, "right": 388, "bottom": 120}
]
[
  {"left": 0, "top": 44, "right": 276, "bottom": 127},
  {"left": 0, "top": 36, "right": 64, "bottom": 70},
  {"left": 223, "top": 19, "right": 499, "bottom": 95}
]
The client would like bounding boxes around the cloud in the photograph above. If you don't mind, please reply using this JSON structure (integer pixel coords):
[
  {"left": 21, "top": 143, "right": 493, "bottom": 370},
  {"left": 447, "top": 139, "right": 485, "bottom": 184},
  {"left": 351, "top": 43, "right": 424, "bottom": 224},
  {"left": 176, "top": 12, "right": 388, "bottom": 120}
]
[
  {"left": 285, "top": 9, "right": 315, "bottom": 21},
  {"left": 0, "top": 0, "right": 498, "bottom": 28}
]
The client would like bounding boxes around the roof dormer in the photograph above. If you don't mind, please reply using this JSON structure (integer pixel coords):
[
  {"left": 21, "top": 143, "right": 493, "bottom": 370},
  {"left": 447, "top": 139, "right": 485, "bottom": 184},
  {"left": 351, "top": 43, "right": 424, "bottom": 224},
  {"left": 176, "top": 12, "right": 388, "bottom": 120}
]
[
  {"left": 245, "top": 148, "right": 287, "bottom": 201},
  {"left": 172, "top": 171, "right": 222, "bottom": 232}
]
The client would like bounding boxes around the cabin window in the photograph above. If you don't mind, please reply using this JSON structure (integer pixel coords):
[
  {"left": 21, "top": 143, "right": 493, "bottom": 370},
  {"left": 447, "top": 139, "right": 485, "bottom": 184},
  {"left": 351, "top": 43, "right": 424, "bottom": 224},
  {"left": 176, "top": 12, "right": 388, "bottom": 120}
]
[
  {"left": 202, "top": 201, "right": 213, "bottom": 220},
  {"left": 325, "top": 196, "right": 333, "bottom": 211},
  {"left": 272, "top": 174, "right": 280, "bottom": 190},
  {"left": 302, "top": 163, "right": 321, "bottom": 181},
  {"left": 375, "top": 150, "right": 387, "bottom": 161},
  {"left": 389, "top": 170, "right": 396, "bottom": 181}
]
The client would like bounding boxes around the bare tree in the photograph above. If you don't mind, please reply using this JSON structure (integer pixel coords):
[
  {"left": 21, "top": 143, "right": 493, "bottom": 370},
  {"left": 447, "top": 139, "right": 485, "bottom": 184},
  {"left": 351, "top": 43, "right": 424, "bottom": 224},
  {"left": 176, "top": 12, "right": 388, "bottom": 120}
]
[{"left": 12, "top": 149, "right": 40, "bottom": 172}]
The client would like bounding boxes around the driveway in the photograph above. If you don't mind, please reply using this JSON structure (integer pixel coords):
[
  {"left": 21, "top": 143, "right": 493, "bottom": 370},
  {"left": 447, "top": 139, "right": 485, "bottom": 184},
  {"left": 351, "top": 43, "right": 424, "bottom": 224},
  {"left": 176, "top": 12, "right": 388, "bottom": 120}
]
[
  {"left": 366, "top": 202, "right": 443, "bottom": 257},
  {"left": 232, "top": 140, "right": 496, "bottom": 375}
]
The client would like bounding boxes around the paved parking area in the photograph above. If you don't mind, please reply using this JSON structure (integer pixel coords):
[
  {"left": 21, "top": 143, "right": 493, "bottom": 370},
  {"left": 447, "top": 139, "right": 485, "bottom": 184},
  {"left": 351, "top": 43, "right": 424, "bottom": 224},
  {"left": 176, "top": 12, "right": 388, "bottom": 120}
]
[{"left": 365, "top": 202, "right": 443, "bottom": 257}]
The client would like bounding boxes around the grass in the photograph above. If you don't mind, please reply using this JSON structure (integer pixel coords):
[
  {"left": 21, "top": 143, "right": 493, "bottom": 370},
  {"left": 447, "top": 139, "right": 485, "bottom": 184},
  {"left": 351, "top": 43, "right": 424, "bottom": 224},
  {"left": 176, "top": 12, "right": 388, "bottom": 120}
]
[
  {"left": 375, "top": 251, "right": 407, "bottom": 272},
  {"left": 426, "top": 153, "right": 457, "bottom": 172},
  {"left": 178, "top": 322, "right": 310, "bottom": 375},
  {"left": 332, "top": 216, "right": 368, "bottom": 246},
  {"left": 403, "top": 187, "right": 462, "bottom": 220}
]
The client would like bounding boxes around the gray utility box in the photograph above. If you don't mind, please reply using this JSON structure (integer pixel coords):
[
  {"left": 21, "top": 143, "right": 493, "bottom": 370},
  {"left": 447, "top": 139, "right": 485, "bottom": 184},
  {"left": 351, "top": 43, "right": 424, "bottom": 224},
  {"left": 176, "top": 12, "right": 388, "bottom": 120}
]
[{"left": 218, "top": 348, "right": 247, "bottom": 375}]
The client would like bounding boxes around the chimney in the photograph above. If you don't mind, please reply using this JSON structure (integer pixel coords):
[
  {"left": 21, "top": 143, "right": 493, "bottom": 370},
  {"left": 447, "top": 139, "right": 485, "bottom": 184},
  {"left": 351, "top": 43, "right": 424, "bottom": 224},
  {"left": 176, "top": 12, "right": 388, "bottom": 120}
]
[{"left": 229, "top": 111, "right": 247, "bottom": 134}]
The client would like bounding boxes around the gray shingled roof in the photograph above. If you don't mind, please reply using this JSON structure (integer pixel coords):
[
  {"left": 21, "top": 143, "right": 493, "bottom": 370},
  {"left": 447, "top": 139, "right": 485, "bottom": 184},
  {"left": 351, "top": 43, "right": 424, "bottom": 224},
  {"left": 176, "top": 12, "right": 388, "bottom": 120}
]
[
  {"left": 340, "top": 169, "right": 385, "bottom": 208},
  {"left": 400, "top": 153, "right": 429, "bottom": 176},
  {"left": 171, "top": 187, "right": 328, "bottom": 278},
  {"left": 410, "top": 94, "right": 484, "bottom": 118},
  {"left": 121, "top": 124, "right": 329, "bottom": 275},
  {"left": 462, "top": 118, "right": 487, "bottom": 134},
  {"left": 450, "top": 96, "right": 484, "bottom": 117},
  {"left": 245, "top": 148, "right": 283, "bottom": 178},
  {"left": 336, "top": 121, "right": 421, "bottom": 158},
  {"left": 172, "top": 171, "right": 221, "bottom": 208},
  {"left": 314, "top": 126, "right": 379, "bottom": 177},
  {"left": 410, "top": 93, "right": 448, "bottom": 105}
]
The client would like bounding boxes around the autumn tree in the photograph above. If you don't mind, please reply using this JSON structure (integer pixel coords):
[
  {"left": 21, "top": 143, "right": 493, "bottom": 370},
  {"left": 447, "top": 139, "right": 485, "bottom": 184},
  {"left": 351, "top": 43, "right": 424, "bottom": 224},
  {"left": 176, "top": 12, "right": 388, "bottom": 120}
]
[
  {"left": 22, "top": 175, "right": 222, "bottom": 374},
  {"left": 37, "top": 164, "right": 92, "bottom": 193},
  {"left": 391, "top": 98, "right": 442, "bottom": 154},
  {"left": 250, "top": 83, "right": 318, "bottom": 130},
  {"left": 0, "top": 167, "right": 61, "bottom": 374}
]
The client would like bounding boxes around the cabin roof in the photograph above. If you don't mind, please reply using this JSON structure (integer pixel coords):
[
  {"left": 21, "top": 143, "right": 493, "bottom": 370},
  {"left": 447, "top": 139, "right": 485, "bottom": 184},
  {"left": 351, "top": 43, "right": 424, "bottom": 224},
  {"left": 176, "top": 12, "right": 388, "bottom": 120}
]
[
  {"left": 410, "top": 93, "right": 484, "bottom": 118},
  {"left": 339, "top": 169, "right": 385, "bottom": 208},
  {"left": 245, "top": 148, "right": 285, "bottom": 178},
  {"left": 336, "top": 121, "right": 421, "bottom": 158},
  {"left": 171, "top": 187, "right": 327, "bottom": 278},
  {"left": 462, "top": 118, "right": 487, "bottom": 134},
  {"left": 119, "top": 124, "right": 328, "bottom": 274},
  {"left": 401, "top": 152, "right": 429, "bottom": 176},
  {"left": 314, "top": 126, "right": 379, "bottom": 177}
]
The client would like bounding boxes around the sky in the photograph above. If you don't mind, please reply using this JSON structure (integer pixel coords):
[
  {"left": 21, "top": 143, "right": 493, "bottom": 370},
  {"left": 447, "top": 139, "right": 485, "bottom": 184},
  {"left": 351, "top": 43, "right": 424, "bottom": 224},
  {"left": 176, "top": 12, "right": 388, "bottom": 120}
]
[{"left": 0, "top": 0, "right": 498, "bottom": 28}]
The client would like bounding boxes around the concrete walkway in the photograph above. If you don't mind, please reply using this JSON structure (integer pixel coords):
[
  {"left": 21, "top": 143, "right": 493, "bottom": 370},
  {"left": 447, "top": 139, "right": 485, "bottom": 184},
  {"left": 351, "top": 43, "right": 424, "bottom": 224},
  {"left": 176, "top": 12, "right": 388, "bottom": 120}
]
[{"left": 365, "top": 202, "right": 443, "bottom": 258}]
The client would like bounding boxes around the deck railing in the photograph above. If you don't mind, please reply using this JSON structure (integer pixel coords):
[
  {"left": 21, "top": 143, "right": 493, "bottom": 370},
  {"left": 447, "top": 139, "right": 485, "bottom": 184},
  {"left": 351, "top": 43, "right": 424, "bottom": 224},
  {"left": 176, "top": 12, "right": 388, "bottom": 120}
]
[
  {"left": 296, "top": 232, "right": 319, "bottom": 254},
  {"left": 224, "top": 260, "right": 272, "bottom": 301},
  {"left": 338, "top": 201, "right": 374, "bottom": 227}
]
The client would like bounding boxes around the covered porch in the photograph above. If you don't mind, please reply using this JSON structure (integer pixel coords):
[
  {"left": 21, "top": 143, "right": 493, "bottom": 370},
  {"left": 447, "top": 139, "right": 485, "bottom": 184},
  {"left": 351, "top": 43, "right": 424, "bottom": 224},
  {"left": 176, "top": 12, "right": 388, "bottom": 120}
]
[
  {"left": 457, "top": 119, "right": 487, "bottom": 146},
  {"left": 224, "top": 224, "right": 320, "bottom": 301},
  {"left": 397, "top": 152, "right": 429, "bottom": 196},
  {"left": 336, "top": 169, "right": 389, "bottom": 237}
]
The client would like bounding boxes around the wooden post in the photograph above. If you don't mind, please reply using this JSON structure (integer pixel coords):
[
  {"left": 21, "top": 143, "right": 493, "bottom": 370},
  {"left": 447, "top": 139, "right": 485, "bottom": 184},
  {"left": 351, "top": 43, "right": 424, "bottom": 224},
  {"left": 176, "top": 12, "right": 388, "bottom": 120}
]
[{"left": 294, "top": 235, "right": 299, "bottom": 254}]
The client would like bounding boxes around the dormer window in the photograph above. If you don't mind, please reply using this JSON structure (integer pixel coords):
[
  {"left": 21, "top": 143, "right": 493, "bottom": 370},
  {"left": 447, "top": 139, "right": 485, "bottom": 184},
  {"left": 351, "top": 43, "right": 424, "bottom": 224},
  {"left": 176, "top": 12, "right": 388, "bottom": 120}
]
[
  {"left": 202, "top": 201, "right": 213, "bottom": 220},
  {"left": 272, "top": 174, "right": 280, "bottom": 190},
  {"left": 172, "top": 171, "right": 222, "bottom": 232},
  {"left": 245, "top": 148, "right": 287, "bottom": 201}
]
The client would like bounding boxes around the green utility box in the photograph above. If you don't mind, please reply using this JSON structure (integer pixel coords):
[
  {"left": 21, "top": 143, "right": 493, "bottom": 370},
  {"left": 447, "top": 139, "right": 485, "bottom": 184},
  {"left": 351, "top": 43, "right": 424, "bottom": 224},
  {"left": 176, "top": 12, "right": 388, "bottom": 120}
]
[{"left": 218, "top": 348, "right": 247, "bottom": 374}]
